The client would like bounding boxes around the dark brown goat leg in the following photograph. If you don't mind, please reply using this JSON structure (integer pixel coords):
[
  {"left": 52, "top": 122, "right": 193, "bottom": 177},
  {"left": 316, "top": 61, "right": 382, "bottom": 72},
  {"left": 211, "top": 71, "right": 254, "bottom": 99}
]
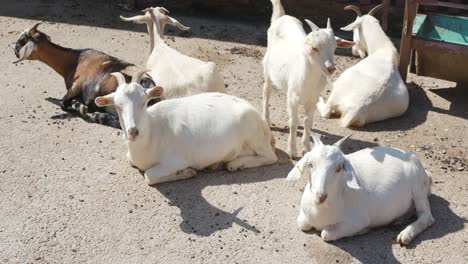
[{"left": 61, "top": 85, "right": 87, "bottom": 115}]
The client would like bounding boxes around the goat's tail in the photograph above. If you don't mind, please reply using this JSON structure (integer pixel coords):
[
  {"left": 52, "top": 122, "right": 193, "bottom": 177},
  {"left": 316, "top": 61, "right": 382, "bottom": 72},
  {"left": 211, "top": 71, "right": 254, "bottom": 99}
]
[{"left": 270, "top": 0, "right": 285, "bottom": 23}]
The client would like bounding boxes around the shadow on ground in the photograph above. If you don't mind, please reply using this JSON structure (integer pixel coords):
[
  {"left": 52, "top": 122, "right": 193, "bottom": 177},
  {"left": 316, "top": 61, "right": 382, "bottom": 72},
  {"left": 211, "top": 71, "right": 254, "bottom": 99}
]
[
  {"left": 152, "top": 148, "right": 292, "bottom": 237},
  {"left": 429, "top": 83, "right": 468, "bottom": 121},
  {"left": 271, "top": 127, "right": 379, "bottom": 154},
  {"left": 306, "top": 194, "right": 467, "bottom": 264}
]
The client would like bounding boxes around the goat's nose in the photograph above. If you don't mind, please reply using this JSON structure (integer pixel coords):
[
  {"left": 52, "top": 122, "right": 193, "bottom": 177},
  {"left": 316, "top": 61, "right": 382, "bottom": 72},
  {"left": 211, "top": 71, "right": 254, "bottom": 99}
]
[
  {"left": 327, "top": 65, "right": 336, "bottom": 75},
  {"left": 315, "top": 192, "right": 328, "bottom": 204},
  {"left": 128, "top": 127, "right": 139, "bottom": 138}
]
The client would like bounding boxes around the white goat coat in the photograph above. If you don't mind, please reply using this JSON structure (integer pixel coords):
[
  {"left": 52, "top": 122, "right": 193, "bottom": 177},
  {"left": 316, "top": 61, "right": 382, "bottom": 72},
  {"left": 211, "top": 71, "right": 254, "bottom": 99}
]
[
  {"left": 299, "top": 147, "right": 431, "bottom": 232},
  {"left": 146, "top": 41, "right": 225, "bottom": 99},
  {"left": 263, "top": 16, "right": 325, "bottom": 108},
  {"left": 127, "top": 93, "right": 275, "bottom": 173},
  {"left": 318, "top": 16, "right": 409, "bottom": 127}
]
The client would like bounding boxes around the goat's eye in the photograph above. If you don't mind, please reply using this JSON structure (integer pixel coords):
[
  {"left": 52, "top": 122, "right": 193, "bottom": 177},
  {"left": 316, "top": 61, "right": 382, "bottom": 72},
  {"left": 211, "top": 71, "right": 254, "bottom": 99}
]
[
  {"left": 308, "top": 163, "right": 313, "bottom": 168},
  {"left": 313, "top": 47, "right": 319, "bottom": 52}
]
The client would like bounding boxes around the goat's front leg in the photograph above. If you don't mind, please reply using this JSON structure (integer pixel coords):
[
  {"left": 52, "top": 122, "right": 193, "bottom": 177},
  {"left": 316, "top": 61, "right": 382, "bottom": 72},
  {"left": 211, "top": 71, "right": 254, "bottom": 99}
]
[
  {"left": 321, "top": 217, "right": 369, "bottom": 242},
  {"left": 301, "top": 102, "right": 315, "bottom": 155},
  {"left": 144, "top": 163, "right": 197, "bottom": 185},
  {"left": 297, "top": 209, "right": 314, "bottom": 231},
  {"left": 287, "top": 95, "right": 299, "bottom": 158},
  {"left": 262, "top": 77, "right": 273, "bottom": 126},
  {"left": 61, "top": 84, "right": 87, "bottom": 116}
]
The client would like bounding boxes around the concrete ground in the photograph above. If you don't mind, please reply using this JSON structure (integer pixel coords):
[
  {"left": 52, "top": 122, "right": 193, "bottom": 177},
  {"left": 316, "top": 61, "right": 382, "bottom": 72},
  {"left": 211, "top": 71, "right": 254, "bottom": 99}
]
[{"left": 0, "top": 1, "right": 467, "bottom": 263}]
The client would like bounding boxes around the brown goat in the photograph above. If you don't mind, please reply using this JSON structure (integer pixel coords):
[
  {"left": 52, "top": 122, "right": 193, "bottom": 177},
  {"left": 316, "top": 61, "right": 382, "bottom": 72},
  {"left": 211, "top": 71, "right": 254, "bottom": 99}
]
[{"left": 13, "top": 22, "right": 155, "bottom": 127}]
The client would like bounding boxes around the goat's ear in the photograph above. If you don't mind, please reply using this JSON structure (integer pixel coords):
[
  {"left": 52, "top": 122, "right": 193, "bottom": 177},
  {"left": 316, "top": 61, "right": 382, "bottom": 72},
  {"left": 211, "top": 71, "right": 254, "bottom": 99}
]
[
  {"left": 167, "top": 16, "right": 190, "bottom": 31},
  {"left": 146, "top": 86, "right": 164, "bottom": 99},
  {"left": 345, "top": 170, "right": 360, "bottom": 189},
  {"left": 341, "top": 20, "right": 360, "bottom": 31},
  {"left": 287, "top": 154, "right": 309, "bottom": 181},
  {"left": 336, "top": 37, "right": 355, "bottom": 49},
  {"left": 13, "top": 41, "right": 36, "bottom": 63},
  {"left": 120, "top": 15, "right": 150, "bottom": 24},
  {"left": 95, "top": 93, "right": 115, "bottom": 107}
]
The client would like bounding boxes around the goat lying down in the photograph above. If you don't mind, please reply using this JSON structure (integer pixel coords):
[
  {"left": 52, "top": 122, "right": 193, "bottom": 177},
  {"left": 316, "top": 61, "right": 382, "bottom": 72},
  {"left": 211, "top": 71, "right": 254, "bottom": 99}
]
[
  {"left": 317, "top": 4, "right": 409, "bottom": 127},
  {"left": 263, "top": 0, "right": 354, "bottom": 158},
  {"left": 95, "top": 71, "right": 277, "bottom": 185},
  {"left": 120, "top": 6, "right": 225, "bottom": 99},
  {"left": 13, "top": 22, "right": 155, "bottom": 128},
  {"left": 287, "top": 134, "right": 434, "bottom": 245}
]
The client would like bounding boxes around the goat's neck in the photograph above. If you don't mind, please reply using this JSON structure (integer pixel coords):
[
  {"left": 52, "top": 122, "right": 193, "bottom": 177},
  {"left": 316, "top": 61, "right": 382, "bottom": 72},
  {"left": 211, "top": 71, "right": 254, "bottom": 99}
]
[
  {"left": 35, "top": 41, "right": 79, "bottom": 79},
  {"left": 149, "top": 17, "right": 165, "bottom": 50},
  {"left": 362, "top": 21, "right": 394, "bottom": 55}
]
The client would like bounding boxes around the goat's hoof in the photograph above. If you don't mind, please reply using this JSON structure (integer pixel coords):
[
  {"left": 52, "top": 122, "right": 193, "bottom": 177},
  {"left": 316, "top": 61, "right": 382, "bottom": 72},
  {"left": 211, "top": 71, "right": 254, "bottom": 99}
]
[
  {"left": 226, "top": 161, "right": 242, "bottom": 172},
  {"left": 396, "top": 227, "right": 415, "bottom": 246},
  {"left": 321, "top": 229, "right": 337, "bottom": 242},
  {"left": 144, "top": 175, "right": 158, "bottom": 186},
  {"left": 287, "top": 149, "right": 298, "bottom": 159},
  {"left": 79, "top": 105, "right": 88, "bottom": 116}
]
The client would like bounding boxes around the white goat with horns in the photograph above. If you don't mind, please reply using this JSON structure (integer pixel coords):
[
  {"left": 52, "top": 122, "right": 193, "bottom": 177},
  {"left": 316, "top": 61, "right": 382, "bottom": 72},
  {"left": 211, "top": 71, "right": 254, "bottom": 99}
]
[
  {"left": 263, "top": 0, "right": 354, "bottom": 158},
  {"left": 287, "top": 133, "right": 434, "bottom": 245},
  {"left": 317, "top": 4, "right": 409, "bottom": 127},
  {"left": 120, "top": 7, "right": 225, "bottom": 99},
  {"left": 95, "top": 71, "right": 277, "bottom": 185}
]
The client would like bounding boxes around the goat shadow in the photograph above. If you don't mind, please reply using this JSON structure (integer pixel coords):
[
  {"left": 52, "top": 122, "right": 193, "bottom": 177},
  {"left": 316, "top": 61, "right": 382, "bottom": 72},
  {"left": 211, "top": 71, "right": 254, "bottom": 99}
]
[
  {"left": 304, "top": 195, "right": 467, "bottom": 264},
  {"left": 270, "top": 127, "right": 379, "bottom": 155},
  {"left": 428, "top": 83, "right": 468, "bottom": 121},
  {"left": 150, "top": 148, "right": 292, "bottom": 237}
]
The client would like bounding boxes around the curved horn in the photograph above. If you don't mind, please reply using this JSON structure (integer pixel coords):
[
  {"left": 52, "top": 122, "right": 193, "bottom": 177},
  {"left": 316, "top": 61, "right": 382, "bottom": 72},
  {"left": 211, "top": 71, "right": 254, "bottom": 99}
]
[
  {"left": 159, "top": 7, "right": 169, "bottom": 14},
  {"left": 333, "top": 134, "right": 353, "bottom": 149},
  {"left": 31, "top": 21, "right": 44, "bottom": 31},
  {"left": 304, "top": 19, "right": 320, "bottom": 32},
  {"left": 111, "top": 72, "right": 126, "bottom": 86},
  {"left": 368, "top": 4, "right": 383, "bottom": 16},
  {"left": 131, "top": 70, "right": 148, "bottom": 84},
  {"left": 142, "top": 7, "right": 152, "bottom": 13},
  {"left": 344, "top": 5, "right": 362, "bottom": 17}
]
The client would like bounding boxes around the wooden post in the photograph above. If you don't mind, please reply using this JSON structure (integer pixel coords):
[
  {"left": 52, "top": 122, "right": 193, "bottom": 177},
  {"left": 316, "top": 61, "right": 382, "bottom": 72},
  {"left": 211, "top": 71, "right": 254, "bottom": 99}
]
[{"left": 399, "top": 0, "right": 417, "bottom": 82}]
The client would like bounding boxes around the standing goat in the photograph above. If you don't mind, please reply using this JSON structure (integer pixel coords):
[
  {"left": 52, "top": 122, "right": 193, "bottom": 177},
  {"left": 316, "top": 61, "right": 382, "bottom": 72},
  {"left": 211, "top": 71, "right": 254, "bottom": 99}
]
[
  {"left": 263, "top": 0, "right": 354, "bottom": 158},
  {"left": 317, "top": 4, "right": 409, "bottom": 127},
  {"left": 94, "top": 71, "right": 277, "bottom": 185},
  {"left": 120, "top": 7, "right": 225, "bottom": 99},
  {"left": 13, "top": 22, "right": 154, "bottom": 127},
  {"left": 287, "top": 134, "right": 434, "bottom": 245}
]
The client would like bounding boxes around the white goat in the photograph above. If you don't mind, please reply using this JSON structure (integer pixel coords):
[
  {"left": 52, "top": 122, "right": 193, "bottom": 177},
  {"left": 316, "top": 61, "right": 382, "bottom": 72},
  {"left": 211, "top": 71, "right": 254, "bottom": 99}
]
[
  {"left": 263, "top": 0, "right": 354, "bottom": 158},
  {"left": 120, "top": 7, "right": 225, "bottom": 99},
  {"left": 316, "top": 4, "right": 409, "bottom": 127},
  {"left": 95, "top": 71, "right": 277, "bottom": 185},
  {"left": 287, "top": 133, "right": 434, "bottom": 245}
]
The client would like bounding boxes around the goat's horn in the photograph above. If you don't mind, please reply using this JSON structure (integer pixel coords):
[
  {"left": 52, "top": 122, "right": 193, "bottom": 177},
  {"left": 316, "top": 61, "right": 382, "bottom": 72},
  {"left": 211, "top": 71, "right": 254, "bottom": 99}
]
[
  {"left": 142, "top": 7, "right": 152, "bottom": 13},
  {"left": 131, "top": 70, "right": 149, "bottom": 84},
  {"left": 333, "top": 134, "right": 353, "bottom": 149},
  {"left": 344, "top": 5, "right": 362, "bottom": 17},
  {"left": 111, "top": 72, "right": 126, "bottom": 86},
  {"left": 368, "top": 4, "right": 383, "bottom": 16},
  {"left": 304, "top": 19, "right": 320, "bottom": 32},
  {"left": 30, "top": 21, "right": 44, "bottom": 31},
  {"left": 160, "top": 7, "right": 169, "bottom": 14}
]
